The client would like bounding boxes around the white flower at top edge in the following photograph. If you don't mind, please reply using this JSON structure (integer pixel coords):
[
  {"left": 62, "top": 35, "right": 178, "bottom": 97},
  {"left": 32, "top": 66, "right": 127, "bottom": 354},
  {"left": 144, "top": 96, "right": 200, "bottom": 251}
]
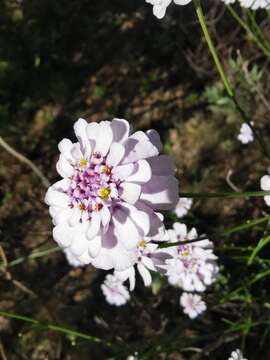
[
  {"left": 237, "top": 123, "right": 254, "bottom": 144},
  {"left": 228, "top": 349, "right": 248, "bottom": 360},
  {"left": 145, "top": 0, "right": 192, "bottom": 19},
  {"left": 45, "top": 118, "right": 178, "bottom": 272},
  {"left": 164, "top": 223, "right": 219, "bottom": 292},
  {"left": 114, "top": 221, "right": 170, "bottom": 290},
  {"left": 260, "top": 172, "right": 270, "bottom": 206},
  {"left": 180, "top": 292, "right": 206, "bottom": 319},
  {"left": 174, "top": 198, "right": 193, "bottom": 218},
  {"left": 101, "top": 274, "right": 130, "bottom": 306},
  {"left": 239, "top": 0, "right": 270, "bottom": 9}
]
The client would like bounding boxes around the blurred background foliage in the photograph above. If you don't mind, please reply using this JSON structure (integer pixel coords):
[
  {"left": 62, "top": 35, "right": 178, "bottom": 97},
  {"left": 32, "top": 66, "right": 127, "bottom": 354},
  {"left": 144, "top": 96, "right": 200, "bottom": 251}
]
[{"left": 1, "top": 0, "right": 270, "bottom": 359}]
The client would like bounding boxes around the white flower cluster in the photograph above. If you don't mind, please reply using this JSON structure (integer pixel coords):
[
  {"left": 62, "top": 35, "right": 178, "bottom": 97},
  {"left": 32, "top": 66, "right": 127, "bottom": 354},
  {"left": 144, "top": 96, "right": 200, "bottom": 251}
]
[
  {"left": 100, "top": 221, "right": 218, "bottom": 320},
  {"left": 173, "top": 198, "right": 193, "bottom": 218},
  {"left": 260, "top": 171, "right": 270, "bottom": 205},
  {"left": 222, "top": 0, "right": 270, "bottom": 9},
  {"left": 228, "top": 349, "right": 248, "bottom": 360},
  {"left": 237, "top": 123, "right": 254, "bottom": 144}
]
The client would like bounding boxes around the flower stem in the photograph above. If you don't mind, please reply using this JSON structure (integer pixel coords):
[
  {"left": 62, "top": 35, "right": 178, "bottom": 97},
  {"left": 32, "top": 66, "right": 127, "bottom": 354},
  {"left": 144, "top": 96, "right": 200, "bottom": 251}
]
[
  {"left": 193, "top": 0, "right": 269, "bottom": 158},
  {"left": 0, "top": 311, "right": 111, "bottom": 347},
  {"left": 158, "top": 215, "right": 270, "bottom": 248},
  {"left": 179, "top": 190, "right": 270, "bottom": 199}
]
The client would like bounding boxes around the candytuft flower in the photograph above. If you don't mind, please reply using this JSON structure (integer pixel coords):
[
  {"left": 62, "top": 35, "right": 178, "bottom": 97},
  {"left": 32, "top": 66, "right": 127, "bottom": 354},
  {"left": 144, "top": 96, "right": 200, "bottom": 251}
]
[
  {"left": 180, "top": 292, "right": 206, "bottom": 319},
  {"left": 64, "top": 248, "right": 85, "bottom": 267},
  {"left": 145, "top": 0, "right": 192, "bottom": 19},
  {"left": 101, "top": 274, "right": 130, "bottom": 306},
  {"left": 45, "top": 118, "right": 178, "bottom": 272},
  {"left": 237, "top": 123, "right": 254, "bottom": 144},
  {"left": 164, "top": 223, "right": 219, "bottom": 292},
  {"left": 228, "top": 349, "right": 247, "bottom": 360},
  {"left": 114, "top": 224, "right": 170, "bottom": 290},
  {"left": 174, "top": 198, "right": 193, "bottom": 218}
]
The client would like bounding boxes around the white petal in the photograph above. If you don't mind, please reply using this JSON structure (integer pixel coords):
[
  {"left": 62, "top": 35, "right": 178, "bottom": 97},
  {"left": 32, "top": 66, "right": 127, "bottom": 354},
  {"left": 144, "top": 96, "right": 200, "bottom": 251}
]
[
  {"left": 74, "top": 118, "right": 92, "bottom": 157},
  {"left": 99, "top": 205, "right": 111, "bottom": 228},
  {"left": 261, "top": 175, "right": 270, "bottom": 191},
  {"left": 120, "top": 182, "right": 141, "bottom": 204},
  {"left": 56, "top": 154, "right": 74, "bottom": 178},
  {"left": 112, "top": 163, "right": 135, "bottom": 180},
  {"left": 94, "top": 121, "right": 113, "bottom": 156},
  {"left": 147, "top": 155, "right": 175, "bottom": 176},
  {"left": 121, "top": 203, "right": 150, "bottom": 236},
  {"left": 45, "top": 188, "right": 69, "bottom": 207},
  {"left": 91, "top": 249, "right": 114, "bottom": 270},
  {"left": 111, "top": 118, "right": 130, "bottom": 143},
  {"left": 125, "top": 160, "right": 151, "bottom": 183},
  {"left": 70, "top": 234, "right": 88, "bottom": 256},
  {"left": 86, "top": 211, "right": 101, "bottom": 240},
  {"left": 88, "top": 237, "right": 101, "bottom": 257},
  {"left": 68, "top": 206, "right": 81, "bottom": 227},
  {"left": 58, "top": 139, "right": 74, "bottom": 162},
  {"left": 137, "top": 263, "right": 152, "bottom": 286},
  {"left": 146, "top": 129, "right": 162, "bottom": 152},
  {"left": 106, "top": 142, "right": 125, "bottom": 167},
  {"left": 113, "top": 207, "right": 140, "bottom": 250},
  {"left": 53, "top": 223, "right": 73, "bottom": 247}
]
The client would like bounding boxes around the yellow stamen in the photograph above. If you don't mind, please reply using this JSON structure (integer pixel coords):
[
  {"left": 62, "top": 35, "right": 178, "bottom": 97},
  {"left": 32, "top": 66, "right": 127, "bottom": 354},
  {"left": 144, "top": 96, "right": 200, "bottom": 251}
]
[
  {"left": 103, "top": 165, "right": 112, "bottom": 176},
  {"left": 98, "top": 187, "right": 111, "bottom": 200},
  {"left": 79, "top": 158, "right": 88, "bottom": 167},
  {"left": 139, "top": 240, "right": 146, "bottom": 249}
]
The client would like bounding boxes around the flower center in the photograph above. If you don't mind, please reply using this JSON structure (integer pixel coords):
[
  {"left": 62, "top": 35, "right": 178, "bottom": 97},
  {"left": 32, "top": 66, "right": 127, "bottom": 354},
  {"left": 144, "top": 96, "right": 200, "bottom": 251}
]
[{"left": 66, "top": 152, "right": 119, "bottom": 222}]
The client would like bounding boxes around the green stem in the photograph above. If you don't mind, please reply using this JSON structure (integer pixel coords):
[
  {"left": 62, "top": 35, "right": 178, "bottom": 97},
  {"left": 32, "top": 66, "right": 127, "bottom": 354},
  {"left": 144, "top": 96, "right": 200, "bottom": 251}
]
[
  {"left": 0, "top": 311, "right": 111, "bottom": 347},
  {"left": 194, "top": 0, "right": 233, "bottom": 96},
  {"left": 179, "top": 190, "right": 270, "bottom": 199},
  {"left": 227, "top": 5, "right": 270, "bottom": 58},
  {"left": 158, "top": 215, "right": 270, "bottom": 248},
  {"left": 193, "top": 0, "right": 269, "bottom": 158}
]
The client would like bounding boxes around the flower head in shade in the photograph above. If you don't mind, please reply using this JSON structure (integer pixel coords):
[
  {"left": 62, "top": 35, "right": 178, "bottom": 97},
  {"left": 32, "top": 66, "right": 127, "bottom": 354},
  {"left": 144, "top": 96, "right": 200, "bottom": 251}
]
[
  {"left": 260, "top": 172, "right": 270, "bottom": 205},
  {"left": 228, "top": 349, "right": 247, "bottom": 360},
  {"left": 145, "top": 0, "right": 192, "bottom": 19},
  {"left": 101, "top": 274, "right": 130, "bottom": 306},
  {"left": 164, "top": 223, "right": 219, "bottom": 292},
  {"left": 114, "top": 224, "right": 170, "bottom": 290},
  {"left": 45, "top": 118, "right": 178, "bottom": 272},
  {"left": 174, "top": 198, "right": 193, "bottom": 218},
  {"left": 180, "top": 292, "right": 206, "bottom": 319},
  {"left": 237, "top": 123, "right": 254, "bottom": 144}
]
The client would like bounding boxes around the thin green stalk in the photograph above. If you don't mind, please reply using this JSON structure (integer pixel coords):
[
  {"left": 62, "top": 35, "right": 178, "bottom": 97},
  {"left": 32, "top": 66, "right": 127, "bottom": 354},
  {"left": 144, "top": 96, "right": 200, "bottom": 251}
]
[
  {"left": 227, "top": 5, "right": 270, "bottom": 57},
  {"left": 179, "top": 190, "right": 270, "bottom": 199},
  {"left": 0, "top": 246, "right": 61, "bottom": 270},
  {"left": 246, "top": 9, "right": 270, "bottom": 53},
  {"left": 158, "top": 215, "right": 270, "bottom": 248},
  {"left": 193, "top": 0, "right": 269, "bottom": 158},
  {"left": 0, "top": 311, "right": 111, "bottom": 347}
]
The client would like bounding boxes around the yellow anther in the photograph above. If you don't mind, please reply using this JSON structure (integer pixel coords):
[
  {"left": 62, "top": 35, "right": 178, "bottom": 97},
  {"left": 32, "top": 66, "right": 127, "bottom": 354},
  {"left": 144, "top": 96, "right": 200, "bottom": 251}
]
[
  {"left": 182, "top": 251, "right": 190, "bottom": 257},
  {"left": 98, "top": 187, "right": 111, "bottom": 200},
  {"left": 139, "top": 240, "right": 147, "bottom": 249},
  {"left": 79, "top": 158, "right": 88, "bottom": 167}
]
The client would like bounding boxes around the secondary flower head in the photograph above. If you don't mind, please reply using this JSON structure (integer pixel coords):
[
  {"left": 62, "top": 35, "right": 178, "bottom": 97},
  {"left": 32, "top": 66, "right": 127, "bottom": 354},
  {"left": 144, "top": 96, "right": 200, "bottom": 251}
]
[
  {"left": 228, "top": 349, "right": 247, "bottom": 360},
  {"left": 45, "top": 118, "right": 178, "bottom": 272},
  {"left": 180, "top": 292, "right": 206, "bottom": 319},
  {"left": 260, "top": 172, "right": 270, "bottom": 205},
  {"left": 174, "top": 197, "right": 193, "bottom": 218},
  {"left": 114, "top": 224, "right": 170, "bottom": 290},
  {"left": 237, "top": 123, "right": 254, "bottom": 144},
  {"left": 146, "top": 0, "right": 192, "bottom": 19},
  {"left": 164, "top": 223, "right": 219, "bottom": 292},
  {"left": 101, "top": 274, "right": 130, "bottom": 306}
]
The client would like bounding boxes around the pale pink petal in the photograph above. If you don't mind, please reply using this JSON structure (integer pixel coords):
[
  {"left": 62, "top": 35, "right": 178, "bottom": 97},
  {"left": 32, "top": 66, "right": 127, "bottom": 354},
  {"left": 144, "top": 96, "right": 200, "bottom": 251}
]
[
  {"left": 56, "top": 154, "right": 74, "bottom": 178},
  {"left": 53, "top": 223, "right": 73, "bottom": 247},
  {"left": 147, "top": 155, "right": 175, "bottom": 175},
  {"left": 125, "top": 160, "right": 152, "bottom": 183},
  {"left": 140, "top": 175, "right": 179, "bottom": 210},
  {"left": 137, "top": 263, "right": 152, "bottom": 286},
  {"left": 74, "top": 118, "right": 92, "bottom": 157},
  {"left": 146, "top": 129, "right": 162, "bottom": 152},
  {"left": 86, "top": 212, "right": 101, "bottom": 240},
  {"left": 70, "top": 234, "right": 88, "bottom": 256},
  {"left": 45, "top": 188, "right": 69, "bottom": 207},
  {"left": 120, "top": 182, "right": 141, "bottom": 204},
  {"left": 58, "top": 138, "right": 74, "bottom": 162},
  {"left": 112, "top": 163, "right": 135, "bottom": 179},
  {"left": 88, "top": 237, "right": 102, "bottom": 257},
  {"left": 106, "top": 142, "right": 125, "bottom": 167},
  {"left": 111, "top": 118, "right": 130, "bottom": 143},
  {"left": 94, "top": 121, "right": 113, "bottom": 156}
]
